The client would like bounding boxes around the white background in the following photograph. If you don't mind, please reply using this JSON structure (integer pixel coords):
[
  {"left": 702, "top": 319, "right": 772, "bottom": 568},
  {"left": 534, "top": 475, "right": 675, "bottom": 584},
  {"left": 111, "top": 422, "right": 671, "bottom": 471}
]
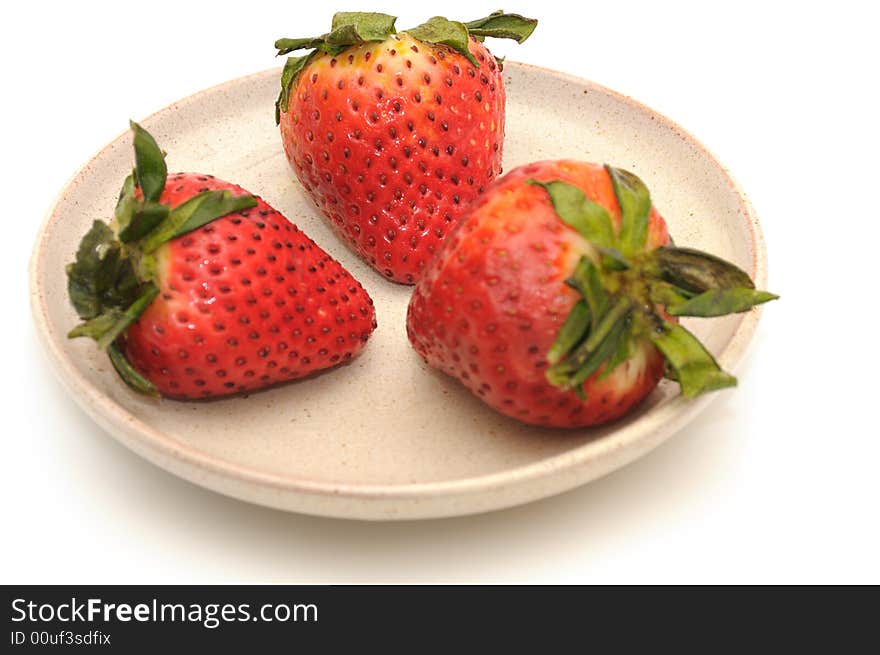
[{"left": 3, "top": 0, "right": 878, "bottom": 583}]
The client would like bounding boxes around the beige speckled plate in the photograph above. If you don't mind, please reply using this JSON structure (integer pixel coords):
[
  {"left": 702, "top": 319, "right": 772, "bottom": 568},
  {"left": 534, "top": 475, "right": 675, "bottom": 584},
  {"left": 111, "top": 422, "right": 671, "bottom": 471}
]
[{"left": 29, "top": 63, "right": 766, "bottom": 520}]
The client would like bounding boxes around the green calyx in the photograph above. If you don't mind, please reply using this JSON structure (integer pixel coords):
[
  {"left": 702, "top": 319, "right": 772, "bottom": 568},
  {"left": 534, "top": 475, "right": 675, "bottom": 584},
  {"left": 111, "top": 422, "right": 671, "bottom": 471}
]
[
  {"left": 273, "top": 10, "right": 538, "bottom": 123},
  {"left": 65, "top": 122, "right": 257, "bottom": 395},
  {"left": 528, "top": 169, "right": 779, "bottom": 399}
]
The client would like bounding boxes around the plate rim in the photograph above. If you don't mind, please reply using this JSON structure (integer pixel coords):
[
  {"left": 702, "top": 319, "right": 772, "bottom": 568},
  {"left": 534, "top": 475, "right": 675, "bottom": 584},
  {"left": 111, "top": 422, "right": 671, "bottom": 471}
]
[{"left": 28, "top": 62, "right": 767, "bottom": 519}]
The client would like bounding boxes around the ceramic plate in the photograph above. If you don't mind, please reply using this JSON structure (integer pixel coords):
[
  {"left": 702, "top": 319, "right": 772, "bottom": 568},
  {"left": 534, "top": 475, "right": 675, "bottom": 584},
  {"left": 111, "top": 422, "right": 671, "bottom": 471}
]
[{"left": 29, "top": 64, "right": 767, "bottom": 520}]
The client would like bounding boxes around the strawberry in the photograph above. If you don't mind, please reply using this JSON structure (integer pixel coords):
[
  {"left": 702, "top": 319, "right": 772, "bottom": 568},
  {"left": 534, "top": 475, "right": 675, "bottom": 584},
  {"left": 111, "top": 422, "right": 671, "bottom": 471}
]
[
  {"left": 274, "top": 11, "right": 537, "bottom": 284},
  {"left": 66, "top": 123, "right": 376, "bottom": 399},
  {"left": 407, "top": 160, "right": 777, "bottom": 428}
]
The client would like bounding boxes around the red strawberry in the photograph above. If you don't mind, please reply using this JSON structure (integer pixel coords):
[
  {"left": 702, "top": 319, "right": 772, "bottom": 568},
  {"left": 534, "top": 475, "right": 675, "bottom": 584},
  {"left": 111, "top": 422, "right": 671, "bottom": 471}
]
[
  {"left": 407, "top": 160, "right": 777, "bottom": 428},
  {"left": 66, "top": 122, "right": 376, "bottom": 399},
  {"left": 274, "top": 11, "right": 537, "bottom": 284}
]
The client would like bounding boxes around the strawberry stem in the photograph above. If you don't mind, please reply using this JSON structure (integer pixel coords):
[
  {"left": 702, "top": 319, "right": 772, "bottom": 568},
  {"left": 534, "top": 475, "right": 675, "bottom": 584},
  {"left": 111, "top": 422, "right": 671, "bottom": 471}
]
[
  {"left": 66, "top": 123, "right": 257, "bottom": 396},
  {"left": 530, "top": 173, "right": 778, "bottom": 399},
  {"left": 274, "top": 10, "right": 538, "bottom": 124}
]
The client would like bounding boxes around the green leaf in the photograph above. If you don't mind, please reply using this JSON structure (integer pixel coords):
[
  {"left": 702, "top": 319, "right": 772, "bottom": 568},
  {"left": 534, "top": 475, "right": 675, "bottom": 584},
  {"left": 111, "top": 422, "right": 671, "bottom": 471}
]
[
  {"left": 66, "top": 221, "right": 134, "bottom": 320},
  {"left": 67, "top": 283, "right": 159, "bottom": 351},
  {"left": 119, "top": 201, "right": 169, "bottom": 243},
  {"left": 566, "top": 257, "right": 609, "bottom": 334},
  {"left": 129, "top": 121, "right": 167, "bottom": 203},
  {"left": 606, "top": 165, "right": 651, "bottom": 255},
  {"left": 68, "top": 310, "right": 124, "bottom": 340},
  {"left": 275, "top": 13, "right": 396, "bottom": 58},
  {"left": 275, "top": 36, "right": 327, "bottom": 56},
  {"left": 107, "top": 343, "right": 159, "bottom": 397},
  {"left": 115, "top": 170, "right": 170, "bottom": 243},
  {"left": 106, "top": 253, "right": 141, "bottom": 308},
  {"left": 547, "top": 300, "right": 590, "bottom": 365},
  {"left": 527, "top": 179, "right": 616, "bottom": 249},
  {"left": 568, "top": 312, "right": 629, "bottom": 389},
  {"left": 407, "top": 16, "right": 478, "bottom": 66},
  {"left": 598, "top": 330, "right": 631, "bottom": 381},
  {"left": 463, "top": 11, "right": 538, "bottom": 43},
  {"left": 114, "top": 173, "right": 137, "bottom": 234},
  {"left": 547, "top": 297, "right": 632, "bottom": 386},
  {"left": 66, "top": 220, "right": 116, "bottom": 318},
  {"left": 172, "top": 190, "right": 257, "bottom": 239},
  {"left": 96, "top": 283, "right": 158, "bottom": 350},
  {"left": 653, "top": 246, "right": 755, "bottom": 294},
  {"left": 667, "top": 288, "right": 779, "bottom": 317},
  {"left": 649, "top": 281, "right": 693, "bottom": 308},
  {"left": 650, "top": 322, "right": 737, "bottom": 398},
  {"left": 275, "top": 53, "right": 315, "bottom": 123},
  {"left": 140, "top": 190, "right": 257, "bottom": 254},
  {"left": 328, "top": 12, "right": 397, "bottom": 44}
]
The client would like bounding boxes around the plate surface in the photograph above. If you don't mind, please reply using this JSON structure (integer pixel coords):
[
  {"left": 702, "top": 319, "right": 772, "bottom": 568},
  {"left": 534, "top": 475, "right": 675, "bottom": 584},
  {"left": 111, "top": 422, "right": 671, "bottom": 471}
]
[{"left": 29, "top": 64, "right": 766, "bottom": 520}]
